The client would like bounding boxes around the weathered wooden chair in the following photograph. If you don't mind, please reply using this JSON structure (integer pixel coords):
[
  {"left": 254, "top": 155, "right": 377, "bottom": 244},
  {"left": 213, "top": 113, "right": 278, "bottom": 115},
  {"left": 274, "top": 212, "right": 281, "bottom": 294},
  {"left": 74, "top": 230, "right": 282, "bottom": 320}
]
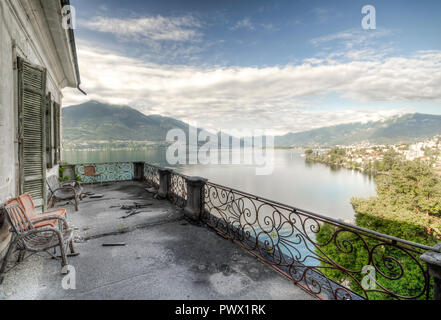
[
  {"left": 0, "top": 203, "right": 77, "bottom": 284},
  {"left": 46, "top": 175, "right": 83, "bottom": 211},
  {"left": 5, "top": 197, "right": 65, "bottom": 228}
]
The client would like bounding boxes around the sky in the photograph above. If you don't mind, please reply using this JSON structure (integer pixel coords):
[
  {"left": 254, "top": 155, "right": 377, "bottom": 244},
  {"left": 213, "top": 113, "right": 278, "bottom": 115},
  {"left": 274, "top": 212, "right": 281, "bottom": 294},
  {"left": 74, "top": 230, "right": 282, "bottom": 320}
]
[{"left": 64, "top": 0, "right": 441, "bottom": 135}]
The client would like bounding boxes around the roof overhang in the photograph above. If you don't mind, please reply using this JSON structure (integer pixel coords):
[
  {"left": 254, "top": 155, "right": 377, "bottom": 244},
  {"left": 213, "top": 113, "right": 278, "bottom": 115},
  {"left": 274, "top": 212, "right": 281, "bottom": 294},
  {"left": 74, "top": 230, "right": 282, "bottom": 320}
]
[{"left": 26, "top": 0, "right": 82, "bottom": 90}]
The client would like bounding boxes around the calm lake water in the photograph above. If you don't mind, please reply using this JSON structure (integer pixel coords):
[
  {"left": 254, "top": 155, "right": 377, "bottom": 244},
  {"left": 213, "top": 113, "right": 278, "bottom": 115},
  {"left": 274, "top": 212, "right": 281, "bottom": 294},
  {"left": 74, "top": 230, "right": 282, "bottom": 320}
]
[{"left": 63, "top": 148, "right": 376, "bottom": 222}]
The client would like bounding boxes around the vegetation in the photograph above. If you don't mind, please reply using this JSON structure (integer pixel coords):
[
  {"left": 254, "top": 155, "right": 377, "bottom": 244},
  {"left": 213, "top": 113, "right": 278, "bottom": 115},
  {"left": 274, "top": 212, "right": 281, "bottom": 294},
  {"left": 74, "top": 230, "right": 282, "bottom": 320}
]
[
  {"left": 58, "top": 166, "right": 83, "bottom": 182},
  {"left": 306, "top": 147, "right": 406, "bottom": 175},
  {"left": 316, "top": 159, "right": 441, "bottom": 299}
]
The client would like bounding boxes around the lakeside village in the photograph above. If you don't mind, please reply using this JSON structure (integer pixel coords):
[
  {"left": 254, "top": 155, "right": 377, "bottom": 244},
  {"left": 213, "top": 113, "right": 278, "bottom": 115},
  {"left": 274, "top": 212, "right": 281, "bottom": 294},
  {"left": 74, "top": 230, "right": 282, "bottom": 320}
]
[{"left": 305, "top": 135, "right": 441, "bottom": 175}]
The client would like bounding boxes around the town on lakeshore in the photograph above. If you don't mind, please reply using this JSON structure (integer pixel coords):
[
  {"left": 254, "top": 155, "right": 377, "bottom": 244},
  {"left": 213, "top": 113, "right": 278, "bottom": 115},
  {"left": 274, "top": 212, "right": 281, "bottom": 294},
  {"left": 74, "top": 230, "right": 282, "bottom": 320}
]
[{"left": 305, "top": 135, "right": 441, "bottom": 175}]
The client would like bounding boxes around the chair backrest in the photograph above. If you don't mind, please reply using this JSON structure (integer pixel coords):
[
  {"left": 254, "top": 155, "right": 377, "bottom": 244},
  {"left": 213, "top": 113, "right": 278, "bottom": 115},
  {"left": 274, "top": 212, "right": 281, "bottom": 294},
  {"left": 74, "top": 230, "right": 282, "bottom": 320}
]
[
  {"left": 18, "top": 194, "right": 37, "bottom": 219},
  {"left": 3, "top": 202, "right": 34, "bottom": 234},
  {"left": 46, "top": 175, "right": 60, "bottom": 193}
]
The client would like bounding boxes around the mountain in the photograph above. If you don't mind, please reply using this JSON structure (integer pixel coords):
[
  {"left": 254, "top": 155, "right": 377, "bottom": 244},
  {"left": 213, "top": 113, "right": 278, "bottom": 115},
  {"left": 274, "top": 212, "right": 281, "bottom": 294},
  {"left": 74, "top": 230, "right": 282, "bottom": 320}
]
[
  {"left": 275, "top": 113, "right": 441, "bottom": 147},
  {"left": 62, "top": 102, "right": 441, "bottom": 147},
  {"left": 62, "top": 101, "right": 193, "bottom": 143}
]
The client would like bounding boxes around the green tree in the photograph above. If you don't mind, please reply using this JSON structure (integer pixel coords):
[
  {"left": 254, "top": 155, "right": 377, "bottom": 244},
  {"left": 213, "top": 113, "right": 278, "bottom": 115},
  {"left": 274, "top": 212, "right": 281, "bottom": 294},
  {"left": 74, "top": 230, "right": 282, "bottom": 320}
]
[{"left": 316, "top": 160, "right": 441, "bottom": 299}]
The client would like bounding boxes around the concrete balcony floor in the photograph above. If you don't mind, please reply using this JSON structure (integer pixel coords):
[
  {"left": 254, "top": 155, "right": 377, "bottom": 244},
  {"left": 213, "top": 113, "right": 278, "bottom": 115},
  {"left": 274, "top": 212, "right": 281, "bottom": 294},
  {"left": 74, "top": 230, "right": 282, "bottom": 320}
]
[{"left": 0, "top": 181, "right": 314, "bottom": 300}]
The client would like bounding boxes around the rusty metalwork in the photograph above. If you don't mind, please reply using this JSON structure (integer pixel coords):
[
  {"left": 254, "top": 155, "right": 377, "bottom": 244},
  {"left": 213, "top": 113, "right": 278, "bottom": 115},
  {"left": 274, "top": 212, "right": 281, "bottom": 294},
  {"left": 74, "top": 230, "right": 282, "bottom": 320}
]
[
  {"left": 202, "top": 182, "right": 433, "bottom": 300},
  {"left": 168, "top": 172, "right": 188, "bottom": 209},
  {"left": 144, "top": 163, "right": 160, "bottom": 188}
]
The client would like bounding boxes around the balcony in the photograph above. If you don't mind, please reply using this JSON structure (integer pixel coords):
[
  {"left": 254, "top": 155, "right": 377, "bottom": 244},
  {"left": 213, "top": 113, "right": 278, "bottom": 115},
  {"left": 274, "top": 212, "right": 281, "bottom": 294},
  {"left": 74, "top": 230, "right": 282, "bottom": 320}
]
[
  {"left": 0, "top": 179, "right": 312, "bottom": 300},
  {"left": 1, "top": 162, "right": 440, "bottom": 300}
]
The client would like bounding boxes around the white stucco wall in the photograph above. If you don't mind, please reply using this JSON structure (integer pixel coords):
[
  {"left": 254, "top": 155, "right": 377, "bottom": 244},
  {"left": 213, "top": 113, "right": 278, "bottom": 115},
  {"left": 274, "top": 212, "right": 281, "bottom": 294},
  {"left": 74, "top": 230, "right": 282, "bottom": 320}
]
[{"left": 0, "top": 0, "right": 64, "bottom": 255}]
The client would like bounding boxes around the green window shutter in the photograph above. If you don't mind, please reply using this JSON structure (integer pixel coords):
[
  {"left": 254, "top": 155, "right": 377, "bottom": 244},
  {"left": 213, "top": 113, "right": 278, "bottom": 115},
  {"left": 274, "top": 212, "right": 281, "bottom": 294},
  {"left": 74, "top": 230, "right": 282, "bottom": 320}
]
[
  {"left": 46, "top": 94, "right": 53, "bottom": 169},
  {"left": 17, "top": 57, "right": 47, "bottom": 209},
  {"left": 53, "top": 102, "right": 61, "bottom": 165}
]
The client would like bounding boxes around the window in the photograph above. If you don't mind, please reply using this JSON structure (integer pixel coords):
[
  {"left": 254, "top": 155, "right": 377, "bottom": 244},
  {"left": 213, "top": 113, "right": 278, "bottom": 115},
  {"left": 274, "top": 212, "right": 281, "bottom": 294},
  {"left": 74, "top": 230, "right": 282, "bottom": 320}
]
[{"left": 17, "top": 57, "right": 47, "bottom": 209}]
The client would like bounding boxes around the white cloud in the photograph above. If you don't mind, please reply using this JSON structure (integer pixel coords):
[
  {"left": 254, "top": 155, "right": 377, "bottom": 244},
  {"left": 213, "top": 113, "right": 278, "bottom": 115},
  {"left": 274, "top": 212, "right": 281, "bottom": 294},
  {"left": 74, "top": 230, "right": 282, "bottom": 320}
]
[
  {"left": 81, "top": 15, "right": 202, "bottom": 43},
  {"left": 311, "top": 28, "right": 393, "bottom": 48},
  {"left": 310, "top": 28, "right": 397, "bottom": 63},
  {"left": 64, "top": 43, "right": 441, "bottom": 135},
  {"left": 231, "top": 18, "right": 255, "bottom": 31}
]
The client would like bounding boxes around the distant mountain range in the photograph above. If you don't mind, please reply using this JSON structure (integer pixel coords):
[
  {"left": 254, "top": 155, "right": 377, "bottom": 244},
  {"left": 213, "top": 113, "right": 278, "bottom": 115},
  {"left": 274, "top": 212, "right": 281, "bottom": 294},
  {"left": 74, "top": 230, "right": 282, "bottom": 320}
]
[
  {"left": 62, "top": 101, "right": 441, "bottom": 147},
  {"left": 62, "top": 101, "right": 193, "bottom": 143},
  {"left": 274, "top": 113, "right": 441, "bottom": 146}
]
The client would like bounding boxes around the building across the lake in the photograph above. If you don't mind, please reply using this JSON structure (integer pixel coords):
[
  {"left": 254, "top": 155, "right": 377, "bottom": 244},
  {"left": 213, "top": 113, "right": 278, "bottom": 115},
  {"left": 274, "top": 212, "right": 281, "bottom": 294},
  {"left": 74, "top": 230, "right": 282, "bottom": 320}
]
[{"left": 0, "top": 0, "right": 81, "bottom": 255}]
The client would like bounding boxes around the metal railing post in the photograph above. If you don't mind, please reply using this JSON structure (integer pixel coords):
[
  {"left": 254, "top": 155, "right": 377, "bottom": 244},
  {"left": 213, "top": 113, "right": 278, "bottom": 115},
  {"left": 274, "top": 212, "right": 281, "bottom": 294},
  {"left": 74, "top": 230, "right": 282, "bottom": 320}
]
[
  {"left": 157, "top": 168, "right": 172, "bottom": 199},
  {"left": 184, "top": 176, "right": 207, "bottom": 221},
  {"left": 420, "top": 243, "right": 441, "bottom": 300}
]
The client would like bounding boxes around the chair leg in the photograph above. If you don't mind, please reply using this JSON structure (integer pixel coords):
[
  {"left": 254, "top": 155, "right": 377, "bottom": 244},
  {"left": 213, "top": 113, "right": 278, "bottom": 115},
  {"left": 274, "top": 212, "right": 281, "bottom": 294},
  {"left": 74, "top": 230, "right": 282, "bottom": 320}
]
[
  {"left": 49, "top": 195, "right": 54, "bottom": 208},
  {"left": 0, "top": 238, "right": 18, "bottom": 284},
  {"left": 69, "top": 240, "right": 76, "bottom": 254},
  {"left": 74, "top": 196, "right": 79, "bottom": 212},
  {"left": 59, "top": 243, "right": 68, "bottom": 273},
  {"left": 17, "top": 250, "right": 25, "bottom": 263}
]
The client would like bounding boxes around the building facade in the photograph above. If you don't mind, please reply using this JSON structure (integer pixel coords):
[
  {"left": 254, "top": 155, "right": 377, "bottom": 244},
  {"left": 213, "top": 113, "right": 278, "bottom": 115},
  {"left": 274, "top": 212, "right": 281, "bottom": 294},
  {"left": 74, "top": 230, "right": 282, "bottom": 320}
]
[{"left": 0, "top": 0, "right": 81, "bottom": 255}]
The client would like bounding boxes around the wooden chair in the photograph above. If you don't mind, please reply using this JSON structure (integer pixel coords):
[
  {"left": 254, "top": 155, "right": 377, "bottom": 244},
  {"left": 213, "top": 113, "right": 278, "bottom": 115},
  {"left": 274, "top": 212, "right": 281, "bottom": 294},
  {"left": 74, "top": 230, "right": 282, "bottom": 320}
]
[
  {"left": 84, "top": 165, "right": 102, "bottom": 184},
  {"left": 46, "top": 175, "right": 83, "bottom": 211},
  {"left": 0, "top": 203, "right": 77, "bottom": 284},
  {"left": 4, "top": 197, "right": 65, "bottom": 229}
]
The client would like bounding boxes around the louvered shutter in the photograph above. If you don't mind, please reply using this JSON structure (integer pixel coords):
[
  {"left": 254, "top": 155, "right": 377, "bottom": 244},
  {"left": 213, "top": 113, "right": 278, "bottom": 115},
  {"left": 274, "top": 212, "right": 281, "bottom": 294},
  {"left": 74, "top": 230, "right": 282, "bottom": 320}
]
[
  {"left": 53, "top": 102, "right": 61, "bottom": 164},
  {"left": 46, "top": 93, "right": 53, "bottom": 168},
  {"left": 17, "top": 58, "right": 47, "bottom": 209}
]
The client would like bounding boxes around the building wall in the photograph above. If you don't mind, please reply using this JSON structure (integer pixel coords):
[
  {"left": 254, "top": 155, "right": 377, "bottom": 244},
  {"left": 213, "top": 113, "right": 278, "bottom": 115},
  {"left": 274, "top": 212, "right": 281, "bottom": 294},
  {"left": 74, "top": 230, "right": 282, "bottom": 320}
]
[{"left": 0, "top": 1, "right": 63, "bottom": 255}]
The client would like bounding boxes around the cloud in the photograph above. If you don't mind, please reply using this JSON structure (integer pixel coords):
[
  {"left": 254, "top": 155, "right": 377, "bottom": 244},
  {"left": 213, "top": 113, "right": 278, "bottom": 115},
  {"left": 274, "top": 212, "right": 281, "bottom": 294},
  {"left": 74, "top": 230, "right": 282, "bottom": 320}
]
[
  {"left": 311, "top": 7, "right": 339, "bottom": 24},
  {"left": 310, "top": 28, "right": 396, "bottom": 63},
  {"left": 231, "top": 18, "right": 255, "bottom": 31},
  {"left": 311, "top": 28, "right": 393, "bottom": 48},
  {"left": 82, "top": 15, "right": 202, "bottom": 43},
  {"left": 63, "top": 43, "right": 441, "bottom": 135}
]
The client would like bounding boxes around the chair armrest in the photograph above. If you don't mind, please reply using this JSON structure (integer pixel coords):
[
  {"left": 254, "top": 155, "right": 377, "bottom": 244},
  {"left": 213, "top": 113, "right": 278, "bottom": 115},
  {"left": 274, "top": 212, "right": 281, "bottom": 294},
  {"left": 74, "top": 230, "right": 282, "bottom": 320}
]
[
  {"left": 62, "top": 180, "right": 81, "bottom": 187},
  {"left": 31, "top": 216, "right": 70, "bottom": 229},
  {"left": 19, "top": 226, "right": 63, "bottom": 240},
  {"left": 52, "top": 185, "right": 78, "bottom": 195}
]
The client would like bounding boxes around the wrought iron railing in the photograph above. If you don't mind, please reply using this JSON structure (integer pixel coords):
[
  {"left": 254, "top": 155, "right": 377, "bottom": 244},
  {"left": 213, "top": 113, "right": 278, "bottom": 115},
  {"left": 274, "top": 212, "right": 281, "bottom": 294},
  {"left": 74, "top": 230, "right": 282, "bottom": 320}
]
[
  {"left": 202, "top": 181, "right": 435, "bottom": 300},
  {"left": 74, "top": 162, "right": 134, "bottom": 183},
  {"left": 168, "top": 172, "right": 188, "bottom": 209},
  {"left": 63, "top": 161, "right": 441, "bottom": 300},
  {"left": 144, "top": 163, "right": 160, "bottom": 188}
]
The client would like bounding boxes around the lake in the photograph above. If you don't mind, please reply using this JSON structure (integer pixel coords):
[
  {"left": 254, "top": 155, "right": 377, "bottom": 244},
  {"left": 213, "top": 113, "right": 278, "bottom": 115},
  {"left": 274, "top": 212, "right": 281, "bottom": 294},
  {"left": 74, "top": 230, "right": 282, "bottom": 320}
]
[{"left": 63, "top": 148, "right": 376, "bottom": 222}]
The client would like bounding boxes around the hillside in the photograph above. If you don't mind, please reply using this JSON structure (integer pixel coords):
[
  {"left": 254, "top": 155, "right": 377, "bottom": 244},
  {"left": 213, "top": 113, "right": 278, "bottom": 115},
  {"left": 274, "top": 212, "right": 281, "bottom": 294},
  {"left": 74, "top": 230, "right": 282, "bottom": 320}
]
[
  {"left": 62, "top": 101, "right": 192, "bottom": 143},
  {"left": 275, "top": 113, "right": 441, "bottom": 147}
]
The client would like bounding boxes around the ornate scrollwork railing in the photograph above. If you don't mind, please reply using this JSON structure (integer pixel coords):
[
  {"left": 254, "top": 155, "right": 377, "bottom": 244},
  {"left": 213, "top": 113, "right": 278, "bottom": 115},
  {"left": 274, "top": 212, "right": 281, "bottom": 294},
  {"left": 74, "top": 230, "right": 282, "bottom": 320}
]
[
  {"left": 202, "top": 182, "right": 434, "bottom": 300},
  {"left": 144, "top": 163, "right": 160, "bottom": 188},
  {"left": 75, "top": 162, "right": 134, "bottom": 183},
  {"left": 168, "top": 172, "right": 188, "bottom": 209}
]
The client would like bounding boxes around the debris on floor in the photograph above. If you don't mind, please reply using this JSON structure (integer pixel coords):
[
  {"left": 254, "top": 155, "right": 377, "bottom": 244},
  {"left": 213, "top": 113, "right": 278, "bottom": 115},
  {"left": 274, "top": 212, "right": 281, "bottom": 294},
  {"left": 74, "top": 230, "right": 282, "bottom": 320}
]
[
  {"left": 89, "top": 194, "right": 104, "bottom": 199},
  {"left": 120, "top": 209, "right": 151, "bottom": 219},
  {"left": 145, "top": 187, "right": 157, "bottom": 194},
  {"left": 102, "top": 243, "right": 126, "bottom": 247},
  {"left": 109, "top": 202, "right": 154, "bottom": 219},
  {"left": 111, "top": 202, "right": 153, "bottom": 210}
]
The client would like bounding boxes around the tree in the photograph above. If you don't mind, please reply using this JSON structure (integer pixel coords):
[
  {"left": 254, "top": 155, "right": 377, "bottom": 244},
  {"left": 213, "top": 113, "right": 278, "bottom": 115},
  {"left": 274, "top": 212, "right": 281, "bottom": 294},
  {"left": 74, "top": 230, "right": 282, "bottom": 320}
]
[{"left": 316, "top": 160, "right": 441, "bottom": 299}]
